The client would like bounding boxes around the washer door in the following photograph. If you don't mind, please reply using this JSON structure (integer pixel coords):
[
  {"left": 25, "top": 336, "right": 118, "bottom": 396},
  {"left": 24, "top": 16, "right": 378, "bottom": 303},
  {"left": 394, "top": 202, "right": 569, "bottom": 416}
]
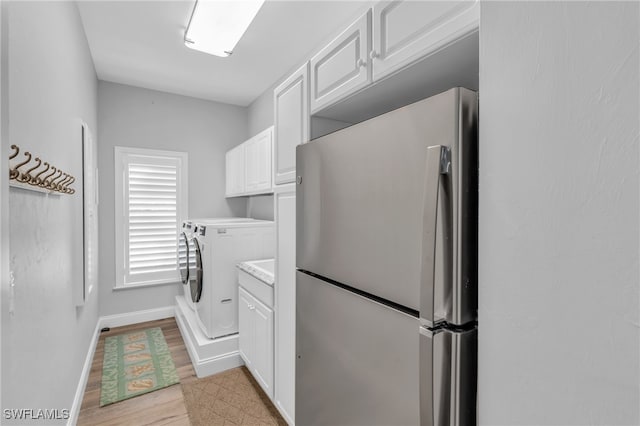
[
  {"left": 189, "top": 238, "right": 203, "bottom": 304},
  {"left": 178, "top": 232, "right": 189, "bottom": 284}
]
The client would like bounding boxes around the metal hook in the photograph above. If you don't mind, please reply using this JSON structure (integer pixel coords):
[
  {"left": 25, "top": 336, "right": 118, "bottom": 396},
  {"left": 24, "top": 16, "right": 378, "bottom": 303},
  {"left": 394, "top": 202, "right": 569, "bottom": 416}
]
[
  {"left": 9, "top": 145, "right": 19, "bottom": 160},
  {"left": 24, "top": 157, "right": 42, "bottom": 185},
  {"left": 14, "top": 152, "right": 32, "bottom": 182},
  {"left": 33, "top": 162, "right": 50, "bottom": 186},
  {"left": 48, "top": 170, "right": 64, "bottom": 190},
  {"left": 53, "top": 173, "right": 66, "bottom": 191},
  {"left": 58, "top": 174, "right": 72, "bottom": 191},
  {"left": 64, "top": 176, "right": 76, "bottom": 194},
  {"left": 41, "top": 166, "right": 57, "bottom": 188},
  {"left": 56, "top": 173, "right": 70, "bottom": 191}
]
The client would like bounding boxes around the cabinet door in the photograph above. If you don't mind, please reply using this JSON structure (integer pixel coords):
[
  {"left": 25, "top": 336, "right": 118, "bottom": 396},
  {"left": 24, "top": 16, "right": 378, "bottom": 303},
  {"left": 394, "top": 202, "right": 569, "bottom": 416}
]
[
  {"left": 225, "top": 150, "right": 234, "bottom": 196},
  {"left": 274, "top": 63, "right": 309, "bottom": 185},
  {"left": 310, "top": 10, "right": 371, "bottom": 114},
  {"left": 371, "top": 0, "right": 479, "bottom": 81},
  {"left": 225, "top": 144, "right": 245, "bottom": 197},
  {"left": 245, "top": 136, "right": 257, "bottom": 192},
  {"left": 245, "top": 127, "right": 273, "bottom": 194},
  {"left": 274, "top": 184, "right": 296, "bottom": 425},
  {"left": 238, "top": 287, "right": 255, "bottom": 367},
  {"left": 253, "top": 298, "right": 274, "bottom": 399}
]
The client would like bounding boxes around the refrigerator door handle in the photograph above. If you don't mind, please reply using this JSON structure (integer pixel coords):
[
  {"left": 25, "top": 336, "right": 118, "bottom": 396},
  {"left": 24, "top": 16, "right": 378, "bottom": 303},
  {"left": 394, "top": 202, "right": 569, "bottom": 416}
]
[
  {"left": 420, "top": 326, "right": 451, "bottom": 426},
  {"left": 420, "top": 145, "right": 450, "bottom": 328},
  {"left": 419, "top": 326, "right": 436, "bottom": 426},
  {"left": 420, "top": 326, "right": 476, "bottom": 426}
]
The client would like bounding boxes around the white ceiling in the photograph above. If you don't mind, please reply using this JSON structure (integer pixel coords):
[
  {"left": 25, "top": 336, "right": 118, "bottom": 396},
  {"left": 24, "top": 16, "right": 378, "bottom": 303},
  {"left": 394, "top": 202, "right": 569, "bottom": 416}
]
[{"left": 77, "top": 0, "right": 369, "bottom": 107}]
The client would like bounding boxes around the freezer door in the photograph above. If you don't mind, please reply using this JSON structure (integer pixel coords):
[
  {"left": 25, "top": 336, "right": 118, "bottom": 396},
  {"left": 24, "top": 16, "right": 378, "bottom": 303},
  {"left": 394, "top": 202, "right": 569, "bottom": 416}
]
[
  {"left": 296, "top": 271, "right": 419, "bottom": 426},
  {"left": 296, "top": 87, "right": 477, "bottom": 325}
]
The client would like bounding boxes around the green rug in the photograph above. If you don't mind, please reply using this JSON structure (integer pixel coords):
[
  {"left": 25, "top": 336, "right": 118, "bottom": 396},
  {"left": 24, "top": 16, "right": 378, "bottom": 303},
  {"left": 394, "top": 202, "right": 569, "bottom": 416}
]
[{"left": 100, "top": 327, "right": 180, "bottom": 406}]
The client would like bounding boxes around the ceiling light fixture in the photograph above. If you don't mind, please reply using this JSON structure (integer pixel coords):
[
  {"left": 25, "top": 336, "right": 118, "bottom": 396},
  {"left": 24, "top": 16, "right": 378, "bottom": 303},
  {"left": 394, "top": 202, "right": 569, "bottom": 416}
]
[{"left": 184, "top": 0, "right": 265, "bottom": 57}]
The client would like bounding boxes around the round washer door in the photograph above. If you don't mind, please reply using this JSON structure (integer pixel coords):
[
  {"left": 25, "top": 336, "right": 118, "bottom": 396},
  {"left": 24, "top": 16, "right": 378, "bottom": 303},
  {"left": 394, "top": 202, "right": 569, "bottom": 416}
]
[
  {"left": 189, "top": 238, "right": 203, "bottom": 304},
  {"left": 178, "top": 232, "right": 189, "bottom": 284}
]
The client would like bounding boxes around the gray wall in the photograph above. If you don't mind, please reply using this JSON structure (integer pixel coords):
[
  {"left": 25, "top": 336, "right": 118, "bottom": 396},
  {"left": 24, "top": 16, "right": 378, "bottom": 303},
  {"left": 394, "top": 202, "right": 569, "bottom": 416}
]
[
  {"left": 478, "top": 2, "right": 639, "bottom": 425},
  {"left": 246, "top": 84, "right": 276, "bottom": 221},
  {"left": 247, "top": 195, "right": 274, "bottom": 221},
  {"left": 247, "top": 83, "right": 275, "bottom": 137},
  {"left": 98, "top": 81, "right": 248, "bottom": 316},
  {"left": 1, "top": 1, "right": 99, "bottom": 422}
]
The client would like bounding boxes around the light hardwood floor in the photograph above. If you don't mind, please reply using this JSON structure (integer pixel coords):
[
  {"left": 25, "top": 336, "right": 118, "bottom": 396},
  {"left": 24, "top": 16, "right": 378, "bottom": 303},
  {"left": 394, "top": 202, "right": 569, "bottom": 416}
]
[{"left": 77, "top": 318, "right": 197, "bottom": 426}]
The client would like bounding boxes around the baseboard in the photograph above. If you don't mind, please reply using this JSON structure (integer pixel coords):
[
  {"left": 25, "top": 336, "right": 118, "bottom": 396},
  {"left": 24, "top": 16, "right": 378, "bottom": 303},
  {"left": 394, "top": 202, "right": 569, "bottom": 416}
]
[
  {"left": 67, "top": 320, "right": 101, "bottom": 426},
  {"left": 99, "top": 305, "right": 175, "bottom": 329},
  {"left": 275, "top": 400, "right": 295, "bottom": 426}
]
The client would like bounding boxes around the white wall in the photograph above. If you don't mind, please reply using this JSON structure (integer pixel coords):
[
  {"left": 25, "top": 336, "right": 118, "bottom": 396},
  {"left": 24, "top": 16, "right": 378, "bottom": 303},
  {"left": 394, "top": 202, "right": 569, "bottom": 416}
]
[
  {"left": 0, "top": 0, "right": 7, "bottom": 412},
  {"left": 98, "top": 81, "right": 248, "bottom": 316},
  {"left": 1, "top": 1, "right": 99, "bottom": 423},
  {"left": 478, "top": 2, "right": 639, "bottom": 425}
]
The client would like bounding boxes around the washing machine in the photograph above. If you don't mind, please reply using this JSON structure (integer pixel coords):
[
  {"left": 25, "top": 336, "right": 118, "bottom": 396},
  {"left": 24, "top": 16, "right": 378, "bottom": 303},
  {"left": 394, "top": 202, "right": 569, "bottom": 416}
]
[
  {"left": 179, "top": 220, "right": 200, "bottom": 311},
  {"left": 179, "top": 218, "right": 254, "bottom": 311},
  {"left": 191, "top": 218, "right": 274, "bottom": 339}
]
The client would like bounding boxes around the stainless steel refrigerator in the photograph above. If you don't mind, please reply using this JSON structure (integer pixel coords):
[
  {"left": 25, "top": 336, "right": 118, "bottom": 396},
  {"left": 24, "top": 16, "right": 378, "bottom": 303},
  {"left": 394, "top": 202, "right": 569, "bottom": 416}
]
[{"left": 295, "top": 87, "right": 478, "bottom": 426}]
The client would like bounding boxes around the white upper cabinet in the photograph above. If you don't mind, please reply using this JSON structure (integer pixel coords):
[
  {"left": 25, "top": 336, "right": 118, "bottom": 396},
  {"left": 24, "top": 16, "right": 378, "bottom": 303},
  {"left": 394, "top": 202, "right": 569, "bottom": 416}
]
[
  {"left": 245, "top": 127, "right": 273, "bottom": 194},
  {"left": 371, "top": 0, "right": 479, "bottom": 81},
  {"left": 226, "top": 127, "right": 273, "bottom": 197},
  {"left": 225, "top": 144, "right": 245, "bottom": 197},
  {"left": 274, "top": 63, "right": 309, "bottom": 185},
  {"left": 307, "top": 1, "right": 479, "bottom": 114},
  {"left": 310, "top": 10, "right": 371, "bottom": 114}
]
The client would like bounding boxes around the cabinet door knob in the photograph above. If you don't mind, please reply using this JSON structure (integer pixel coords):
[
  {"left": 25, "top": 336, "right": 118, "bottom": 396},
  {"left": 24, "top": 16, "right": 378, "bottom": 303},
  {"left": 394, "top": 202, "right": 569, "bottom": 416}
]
[
  {"left": 356, "top": 58, "right": 367, "bottom": 68},
  {"left": 370, "top": 50, "right": 379, "bottom": 60}
]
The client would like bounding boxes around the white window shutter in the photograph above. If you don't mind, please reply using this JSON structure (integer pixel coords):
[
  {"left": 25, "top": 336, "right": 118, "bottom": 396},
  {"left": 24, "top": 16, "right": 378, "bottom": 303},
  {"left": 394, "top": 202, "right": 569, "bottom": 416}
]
[{"left": 115, "top": 147, "right": 188, "bottom": 287}]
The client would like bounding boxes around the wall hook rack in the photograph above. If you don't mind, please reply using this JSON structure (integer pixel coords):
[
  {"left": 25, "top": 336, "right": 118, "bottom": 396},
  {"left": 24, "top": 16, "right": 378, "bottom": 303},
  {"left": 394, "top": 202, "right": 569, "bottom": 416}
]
[{"left": 8, "top": 144, "right": 75, "bottom": 195}]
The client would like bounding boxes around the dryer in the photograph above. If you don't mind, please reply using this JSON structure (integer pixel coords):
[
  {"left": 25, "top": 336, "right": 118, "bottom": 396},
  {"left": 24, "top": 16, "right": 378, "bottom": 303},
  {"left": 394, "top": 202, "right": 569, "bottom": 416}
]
[{"left": 191, "top": 218, "right": 274, "bottom": 339}]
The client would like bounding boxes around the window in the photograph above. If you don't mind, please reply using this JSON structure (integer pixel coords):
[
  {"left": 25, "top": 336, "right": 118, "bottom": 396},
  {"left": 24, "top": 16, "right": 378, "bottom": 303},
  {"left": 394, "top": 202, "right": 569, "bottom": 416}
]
[{"left": 114, "top": 147, "right": 188, "bottom": 288}]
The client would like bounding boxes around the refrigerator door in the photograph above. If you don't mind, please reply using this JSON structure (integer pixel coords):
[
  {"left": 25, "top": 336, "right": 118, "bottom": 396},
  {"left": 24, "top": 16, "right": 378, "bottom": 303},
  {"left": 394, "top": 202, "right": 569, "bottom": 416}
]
[
  {"left": 296, "top": 87, "right": 477, "bottom": 325},
  {"left": 296, "top": 271, "right": 419, "bottom": 426}
]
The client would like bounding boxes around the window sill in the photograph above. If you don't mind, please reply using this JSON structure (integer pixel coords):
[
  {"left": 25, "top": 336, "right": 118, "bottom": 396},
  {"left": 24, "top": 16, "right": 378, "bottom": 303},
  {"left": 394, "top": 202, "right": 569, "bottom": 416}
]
[{"left": 113, "top": 280, "right": 180, "bottom": 291}]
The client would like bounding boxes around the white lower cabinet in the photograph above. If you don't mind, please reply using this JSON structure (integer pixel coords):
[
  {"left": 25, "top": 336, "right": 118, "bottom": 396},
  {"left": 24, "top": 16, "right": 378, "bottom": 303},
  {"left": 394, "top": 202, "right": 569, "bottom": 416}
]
[
  {"left": 238, "top": 286, "right": 274, "bottom": 399},
  {"left": 274, "top": 184, "right": 296, "bottom": 425}
]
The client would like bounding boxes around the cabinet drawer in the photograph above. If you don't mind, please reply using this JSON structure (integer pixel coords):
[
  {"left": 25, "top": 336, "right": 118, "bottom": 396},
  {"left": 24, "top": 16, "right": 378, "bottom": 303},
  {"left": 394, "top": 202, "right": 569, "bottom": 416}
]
[{"left": 238, "top": 269, "right": 273, "bottom": 308}]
